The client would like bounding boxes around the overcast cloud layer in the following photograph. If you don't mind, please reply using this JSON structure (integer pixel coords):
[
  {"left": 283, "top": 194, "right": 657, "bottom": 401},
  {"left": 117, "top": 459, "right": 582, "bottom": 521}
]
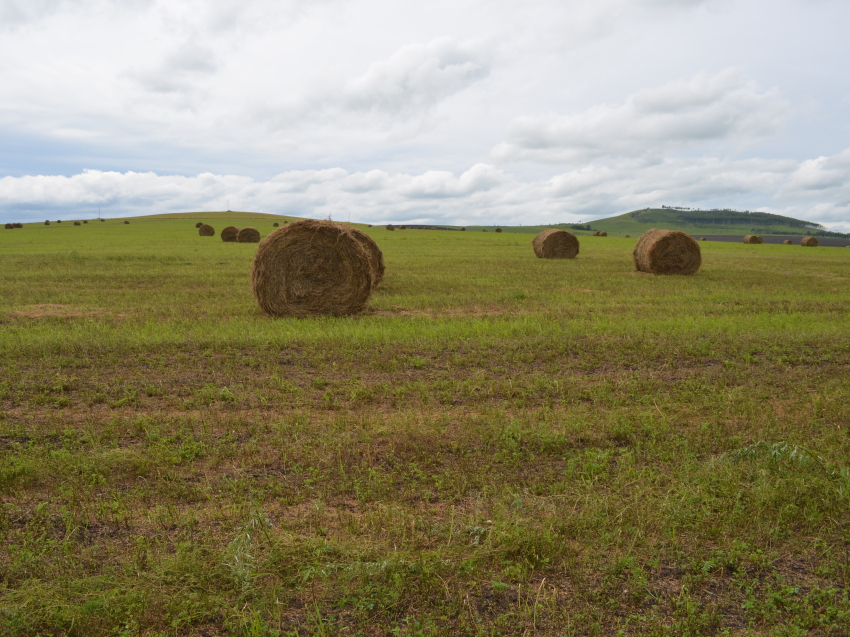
[{"left": 1, "top": 0, "right": 849, "bottom": 229}]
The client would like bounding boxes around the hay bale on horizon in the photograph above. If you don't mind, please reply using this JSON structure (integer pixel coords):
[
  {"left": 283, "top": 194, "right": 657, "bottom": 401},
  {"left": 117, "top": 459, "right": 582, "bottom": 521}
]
[
  {"left": 743, "top": 235, "right": 763, "bottom": 244},
  {"left": 386, "top": 224, "right": 395, "bottom": 231},
  {"left": 221, "top": 226, "right": 240, "bottom": 242},
  {"left": 74, "top": 221, "right": 81, "bottom": 226},
  {"left": 347, "top": 227, "right": 385, "bottom": 287},
  {"left": 251, "top": 219, "right": 378, "bottom": 317},
  {"left": 4, "top": 223, "right": 12, "bottom": 229},
  {"left": 199, "top": 224, "right": 215, "bottom": 237},
  {"left": 367, "top": 224, "right": 373, "bottom": 227},
  {"left": 57, "top": 220, "right": 62, "bottom": 223},
  {"left": 633, "top": 229, "right": 701, "bottom": 275},
  {"left": 195, "top": 221, "right": 204, "bottom": 228},
  {"left": 83, "top": 220, "right": 88, "bottom": 224},
  {"left": 801, "top": 236, "right": 819, "bottom": 247},
  {"left": 100, "top": 218, "right": 104, "bottom": 222},
  {"left": 783, "top": 239, "right": 792, "bottom": 245},
  {"left": 124, "top": 220, "right": 130, "bottom": 225},
  {"left": 598, "top": 231, "right": 607, "bottom": 236},
  {"left": 460, "top": 227, "right": 466, "bottom": 231},
  {"left": 12, "top": 223, "right": 23, "bottom": 228},
  {"left": 532, "top": 229, "right": 579, "bottom": 259},
  {"left": 44, "top": 221, "right": 50, "bottom": 225},
  {"left": 237, "top": 227, "right": 260, "bottom": 243},
  {"left": 495, "top": 228, "right": 502, "bottom": 233}
]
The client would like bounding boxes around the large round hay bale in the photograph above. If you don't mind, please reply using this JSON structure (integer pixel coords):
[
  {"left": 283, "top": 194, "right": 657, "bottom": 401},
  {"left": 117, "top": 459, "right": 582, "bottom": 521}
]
[
  {"left": 221, "top": 226, "right": 239, "bottom": 242},
  {"left": 195, "top": 221, "right": 204, "bottom": 228},
  {"left": 74, "top": 221, "right": 81, "bottom": 226},
  {"left": 386, "top": 224, "right": 395, "bottom": 231},
  {"left": 597, "top": 231, "right": 607, "bottom": 237},
  {"left": 346, "top": 227, "right": 385, "bottom": 287},
  {"left": 801, "top": 236, "right": 819, "bottom": 247},
  {"left": 495, "top": 227, "right": 502, "bottom": 233},
  {"left": 633, "top": 229, "right": 701, "bottom": 275},
  {"left": 532, "top": 229, "right": 579, "bottom": 259},
  {"left": 237, "top": 227, "right": 260, "bottom": 243},
  {"left": 3, "top": 223, "right": 12, "bottom": 229},
  {"left": 251, "top": 219, "right": 377, "bottom": 317},
  {"left": 199, "top": 224, "right": 215, "bottom": 237},
  {"left": 783, "top": 239, "right": 792, "bottom": 245},
  {"left": 742, "top": 235, "right": 762, "bottom": 244}
]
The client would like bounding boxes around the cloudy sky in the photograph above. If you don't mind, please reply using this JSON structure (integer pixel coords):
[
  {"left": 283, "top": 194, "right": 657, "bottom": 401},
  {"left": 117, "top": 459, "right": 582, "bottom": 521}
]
[{"left": 1, "top": 0, "right": 849, "bottom": 228}]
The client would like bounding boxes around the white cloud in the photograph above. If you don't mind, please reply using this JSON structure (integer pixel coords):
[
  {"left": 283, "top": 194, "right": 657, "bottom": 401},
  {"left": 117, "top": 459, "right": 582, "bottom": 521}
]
[{"left": 492, "top": 69, "right": 788, "bottom": 164}]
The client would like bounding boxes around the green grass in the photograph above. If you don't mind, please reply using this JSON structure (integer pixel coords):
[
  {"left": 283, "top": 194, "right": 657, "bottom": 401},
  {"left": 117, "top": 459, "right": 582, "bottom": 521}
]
[{"left": 1, "top": 215, "right": 850, "bottom": 636}]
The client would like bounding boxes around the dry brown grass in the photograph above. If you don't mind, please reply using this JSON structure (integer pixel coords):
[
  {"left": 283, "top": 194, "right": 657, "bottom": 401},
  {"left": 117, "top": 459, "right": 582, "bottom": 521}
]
[
  {"left": 633, "top": 228, "right": 702, "bottom": 275},
  {"left": 532, "top": 229, "right": 579, "bottom": 259}
]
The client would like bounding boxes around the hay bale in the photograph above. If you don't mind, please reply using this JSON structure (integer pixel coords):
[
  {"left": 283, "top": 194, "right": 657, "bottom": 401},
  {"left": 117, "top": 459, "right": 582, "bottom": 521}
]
[
  {"left": 386, "top": 224, "right": 395, "bottom": 231},
  {"left": 598, "top": 231, "right": 607, "bottom": 237},
  {"left": 347, "top": 227, "right": 385, "bottom": 287},
  {"left": 237, "top": 227, "right": 260, "bottom": 243},
  {"left": 483, "top": 229, "right": 488, "bottom": 232},
  {"left": 124, "top": 220, "right": 130, "bottom": 225},
  {"left": 532, "top": 229, "right": 579, "bottom": 259},
  {"left": 700, "top": 237, "right": 707, "bottom": 241},
  {"left": 801, "top": 236, "right": 819, "bottom": 247},
  {"left": 742, "top": 235, "right": 763, "bottom": 244},
  {"left": 44, "top": 221, "right": 50, "bottom": 225},
  {"left": 83, "top": 220, "right": 88, "bottom": 224},
  {"left": 74, "top": 221, "right": 81, "bottom": 226},
  {"left": 495, "top": 227, "right": 502, "bottom": 233},
  {"left": 195, "top": 221, "right": 204, "bottom": 228},
  {"left": 221, "top": 226, "right": 240, "bottom": 242},
  {"left": 273, "top": 222, "right": 279, "bottom": 227},
  {"left": 783, "top": 239, "right": 792, "bottom": 245},
  {"left": 251, "top": 219, "right": 377, "bottom": 317},
  {"left": 100, "top": 218, "right": 104, "bottom": 222},
  {"left": 460, "top": 227, "right": 466, "bottom": 231},
  {"left": 199, "top": 224, "right": 215, "bottom": 237},
  {"left": 57, "top": 220, "right": 62, "bottom": 223},
  {"left": 367, "top": 224, "right": 372, "bottom": 227},
  {"left": 3, "top": 223, "right": 12, "bottom": 229},
  {"left": 625, "top": 234, "right": 630, "bottom": 238},
  {"left": 633, "top": 229, "right": 701, "bottom": 275}
]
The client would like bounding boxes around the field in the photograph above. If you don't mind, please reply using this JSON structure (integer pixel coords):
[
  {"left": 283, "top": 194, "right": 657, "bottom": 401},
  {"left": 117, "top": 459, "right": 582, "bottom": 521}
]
[{"left": 1, "top": 215, "right": 850, "bottom": 636}]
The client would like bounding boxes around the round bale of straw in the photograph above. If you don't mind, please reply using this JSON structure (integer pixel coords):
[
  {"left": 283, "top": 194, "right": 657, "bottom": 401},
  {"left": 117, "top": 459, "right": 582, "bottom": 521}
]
[
  {"left": 483, "top": 228, "right": 488, "bottom": 232},
  {"left": 100, "top": 218, "right": 104, "bottom": 222},
  {"left": 83, "top": 220, "right": 88, "bottom": 224},
  {"left": 44, "top": 221, "right": 50, "bottom": 225},
  {"left": 625, "top": 234, "right": 630, "bottom": 238},
  {"left": 195, "top": 221, "right": 204, "bottom": 228},
  {"left": 237, "top": 227, "right": 260, "bottom": 243},
  {"left": 460, "top": 227, "right": 466, "bottom": 231},
  {"left": 743, "top": 235, "right": 763, "bottom": 244},
  {"left": 221, "top": 226, "right": 239, "bottom": 242},
  {"left": 367, "top": 224, "right": 372, "bottom": 227},
  {"left": 273, "top": 222, "right": 279, "bottom": 227},
  {"left": 347, "top": 227, "right": 385, "bottom": 287},
  {"left": 4, "top": 223, "right": 12, "bottom": 229},
  {"left": 495, "top": 227, "right": 502, "bottom": 233},
  {"left": 124, "top": 220, "right": 130, "bottom": 225},
  {"left": 597, "top": 231, "right": 608, "bottom": 237},
  {"left": 532, "top": 229, "right": 579, "bottom": 259},
  {"left": 199, "top": 224, "right": 215, "bottom": 237},
  {"left": 386, "top": 224, "right": 395, "bottom": 231},
  {"left": 251, "top": 219, "right": 378, "bottom": 317},
  {"left": 801, "top": 236, "right": 819, "bottom": 247},
  {"left": 57, "top": 220, "right": 62, "bottom": 223},
  {"left": 74, "top": 221, "right": 81, "bottom": 226},
  {"left": 633, "top": 229, "right": 701, "bottom": 275},
  {"left": 700, "top": 237, "right": 707, "bottom": 241},
  {"left": 13, "top": 223, "right": 23, "bottom": 228},
  {"left": 783, "top": 239, "right": 792, "bottom": 245}
]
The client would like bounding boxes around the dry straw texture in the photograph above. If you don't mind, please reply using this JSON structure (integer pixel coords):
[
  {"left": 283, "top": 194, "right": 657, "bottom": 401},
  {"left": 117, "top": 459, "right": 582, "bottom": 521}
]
[
  {"left": 386, "top": 224, "right": 395, "bottom": 231},
  {"left": 251, "top": 219, "right": 377, "bottom": 317},
  {"left": 532, "top": 229, "right": 579, "bottom": 259},
  {"left": 237, "top": 227, "right": 261, "bottom": 243},
  {"left": 783, "top": 240, "right": 792, "bottom": 245},
  {"left": 195, "top": 222, "right": 204, "bottom": 228},
  {"left": 633, "top": 229, "right": 702, "bottom": 275},
  {"left": 743, "top": 235, "right": 763, "bottom": 244},
  {"left": 199, "top": 224, "right": 215, "bottom": 237},
  {"left": 801, "top": 237, "right": 819, "bottom": 247},
  {"left": 221, "top": 226, "right": 239, "bottom": 242},
  {"left": 347, "top": 227, "right": 385, "bottom": 287}
]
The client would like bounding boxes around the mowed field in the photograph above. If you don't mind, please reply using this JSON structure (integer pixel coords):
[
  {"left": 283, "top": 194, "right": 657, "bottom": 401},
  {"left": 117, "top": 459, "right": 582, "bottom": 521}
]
[{"left": 1, "top": 214, "right": 850, "bottom": 636}]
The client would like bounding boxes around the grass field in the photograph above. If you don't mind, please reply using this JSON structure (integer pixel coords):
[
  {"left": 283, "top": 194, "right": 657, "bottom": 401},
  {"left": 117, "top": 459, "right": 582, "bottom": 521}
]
[{"left": 1, "top": 215, "right": 850, "bottom": 636}]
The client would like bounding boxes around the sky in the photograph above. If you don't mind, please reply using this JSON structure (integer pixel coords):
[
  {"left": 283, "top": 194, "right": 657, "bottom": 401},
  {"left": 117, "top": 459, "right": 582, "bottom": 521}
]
[{"left": 1, "top": 0, "right": 849, "bottom": 229}]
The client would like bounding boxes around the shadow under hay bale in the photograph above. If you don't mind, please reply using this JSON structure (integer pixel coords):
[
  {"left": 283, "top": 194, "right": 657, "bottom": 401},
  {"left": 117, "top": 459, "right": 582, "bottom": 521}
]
[
  {"left": 633, "top": 229, "right": 701, "bottom": 275},
  {"left": 237, "top": 227, "right": 260, "bottom": 243},
  {"left": 783, "top": 239, "right": 792, "bottom": 245},
  {"left": 195, "top": 222, "right": 204, "bottom": 228},
  {"left": 386, "top": 224, "right": 395, "bottom": 231},
  {"left": 801, "top": 237, "right": 819, "bottom": 247},
  {"left": 743, "top": 235, "right": 763, "bottom": 244},
  {"left": 74, "top": 221, "right": 81, "bottom": 226},
  {"left": 251, "top": 219, "right": 378, "bottom": 317},
  {"left": 347, "top": 227, "right": 385, "bottom": 288},
  {"left": 532, "top": 229, "right": 579, "bottom": 259},
  {"left": 199, "top": 224, "right": 215, "bottom": 236},
  {"left": 221, "top": 226, "right": 239, "bottom": 242}
]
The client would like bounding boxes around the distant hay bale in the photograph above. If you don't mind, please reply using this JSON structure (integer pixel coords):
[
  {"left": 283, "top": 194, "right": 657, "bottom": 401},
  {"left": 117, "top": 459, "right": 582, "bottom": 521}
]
[
  {"left": 83, "top": 220, "right": 88, "bottom": 224},
  {"left": 347, "top": 227, "right": 385, "bottom": 287},
  {"left": 124, "top": 220, "right": 130, "bottom": 225},
  {"left": 273, "top": 222, "right": 279, "bottom": 227},
  {"left": 532, "top": 229, "right": 579, "bottom": 259},
  {"left": 237, "top": 227, "right": 260, "bottom": 243},
  {"left": 199, "top": 224, "right": 215, "bottom": 237},
  {"left": 743, "top": 235, "right": 763, "bottom": 244},
  {"left": 3, "top": 223, "right": 12, "bottom": 229},
  {"left": 597, "top": 231, "right": 607, "bottom": 236},
  {"left": 14, "top": 223, "right": 22, "bottom": 228},
  {"left": 483, "top": 229, "right": 488, "bottom": 232},
  {"left": 221, "top": 226, "right": 239, "bottom": 242},
  {"left": 100, "top": 219, "right": 104, "bottom": 222},
  {"left": 625, "top": 234, "right": 630, "bottom": 238},
  {"left": 195, "top": 222, "right": 204, "bottom": 228},
  {"left": 700, "top": 237, "right": 707, "bottom": 241},
  {"left": 74, "top": 221, "right": 81, "bottom": 226},
  {"left": 367, "top": 224, "right": 372, "bottom": 227},
  {"left": 44, "top": 221, "right": 50, "bottom": 225},
  {"left": 460, "top": 227, "right": 466, "bottom": 231},
  {"left": 251, "top": 219, "right": 378, "bottom": 317},
  {"left": 386, "top": 224, "right": 395, "bottom": 231},
  {"left": 495, "top": 227, "right": 502, "bottom": 233},
  {"left": 633, "top": 229, "right": 701, "bottom": 275},
  {"left": 801, "top": 236, "right": 819, "bottom": 247},
  {"left": 783, "top": 239, "right": 792, "bottom": 245}
]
